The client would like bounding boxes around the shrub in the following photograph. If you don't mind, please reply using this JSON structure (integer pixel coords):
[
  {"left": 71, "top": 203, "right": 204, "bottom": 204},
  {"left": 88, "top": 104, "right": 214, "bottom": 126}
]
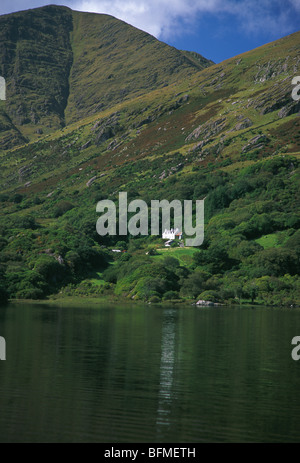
[
  {"left": 197, "top": 290, "right": 219, "bottom": 302},
  {"left": 0, "top": 284, "right": 8, "bottom": 305},
  {"left": 12, "top": 194, "right": 23, "bottom": 204},
  {"left": 13, "top": 215, "right": 38, "bottom": 230},
  {"left": 15, "top": 288, "right": 44, "bottom": 300},
  {"left": 163, "top": 291, "right": 179, "bottom": 300},
  {"left": 34, "top": 256, "right": 65, "bottom": 282},
  {"left": 53, "top": 201, "right": 74, "bottom": 218},
  {"left": 149, "top": 295, "right": 161, "bottom": 303}
]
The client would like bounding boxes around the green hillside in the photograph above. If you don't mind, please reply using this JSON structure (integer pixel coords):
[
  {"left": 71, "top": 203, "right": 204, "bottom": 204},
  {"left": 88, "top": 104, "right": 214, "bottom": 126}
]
[
  {"left": 0, "top": 5, "right": 212, "bottom": 149},
  {"left": 0, "top": 6, "right": 299, "bottom": 307}
]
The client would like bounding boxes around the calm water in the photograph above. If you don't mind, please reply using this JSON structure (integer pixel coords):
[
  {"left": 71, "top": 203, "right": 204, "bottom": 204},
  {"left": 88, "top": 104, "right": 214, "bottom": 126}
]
[{"left": 0, "top": 302, "right": 300, "bottom": 443}]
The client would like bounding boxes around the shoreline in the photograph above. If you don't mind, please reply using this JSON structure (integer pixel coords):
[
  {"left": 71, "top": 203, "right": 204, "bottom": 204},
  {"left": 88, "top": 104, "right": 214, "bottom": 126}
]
[{"left": 3, "top": 297, "right": 297, "bottom": 310}]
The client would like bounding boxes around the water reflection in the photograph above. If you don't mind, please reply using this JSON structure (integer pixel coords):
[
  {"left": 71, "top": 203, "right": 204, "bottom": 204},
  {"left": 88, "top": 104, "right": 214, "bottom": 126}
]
[
  {"left": 156, "top": 309, "right": 177, "bottom": 434},
  {"left": 0, "top": 303, "right": 299, "bottom": 443}
]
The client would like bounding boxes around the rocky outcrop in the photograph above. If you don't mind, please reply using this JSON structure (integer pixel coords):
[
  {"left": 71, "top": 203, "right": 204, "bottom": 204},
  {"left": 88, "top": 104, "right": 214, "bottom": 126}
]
[
  {"left": 92, "top": 113, "right": 123, "bottom": 146},
  {"left": 242, "top": 135, "right": 269, "bottom": 153},
  {"left": 86, "top": 176, "right": 97, "bottom": 187},
  {"left": 159, "top": 163, "right": 184, "bottom": 180},
  {"left": 233, "top": 118, "right": 253, "bottom": 131},
  {"left": 18, "top": 165, "right": 31, "bottom": 180},
  {"left": 196, "top": 300, "right": 220, "bottom": 307},
  {"left": 186, "top": 118, "right": 227, "bottom": 143},
  {"left": 248, "top": 78, "right": 299, "bottom": 117},
  {"left": 81, "top": 140, "right": 91, "bottom": 150},
  {"left": 254, "top": 58, "right": 293, "bottom": 83}
]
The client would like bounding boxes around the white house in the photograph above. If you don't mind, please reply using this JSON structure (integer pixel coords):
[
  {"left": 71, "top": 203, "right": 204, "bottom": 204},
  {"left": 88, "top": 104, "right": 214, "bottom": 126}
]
[{"left": 162, "top": 228, "right": 183, "bottom": 240}]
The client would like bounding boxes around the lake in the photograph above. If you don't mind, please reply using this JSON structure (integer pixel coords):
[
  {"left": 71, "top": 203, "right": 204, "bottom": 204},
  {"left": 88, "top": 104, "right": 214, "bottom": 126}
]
[{"left": 0, "top": 302, "right": 299, "bottom": 443}]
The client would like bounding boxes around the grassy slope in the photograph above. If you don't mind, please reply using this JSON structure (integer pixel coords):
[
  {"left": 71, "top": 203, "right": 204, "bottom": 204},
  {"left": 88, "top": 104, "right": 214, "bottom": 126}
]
[
  {"left": 67, "top": 10, "right": 212, "bottom": 124},
  {"left": 1, "top": 30, "right": 299, "bottom": 195},
  {"left": 0, "top": 5, "right": 73, "bottom": 144}
]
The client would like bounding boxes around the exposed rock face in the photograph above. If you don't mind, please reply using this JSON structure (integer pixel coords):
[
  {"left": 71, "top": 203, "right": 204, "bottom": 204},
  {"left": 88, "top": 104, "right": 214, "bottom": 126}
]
[
  {"left": 92, "top": 113, "right": 123, "bottom": 146},
  {"left": 254, "top": 57, "right": 295, "bottom": 83},
  {"left": 242, "top": 135, "right": 269, "bottom": 153},
  {"left": 86, "top": 176, "right": 97, "bottom": 187},
  {"left": 18, "top": 165, "right": 31, "bottom": 180},
  {"left": 248, "top": 78, "right": 300, "bottom": 117},
  {"left": 56, "top": 255, "right": 65, "bottom": 265},
  {"left": 278, "top": 101, "right": 300, "bottom": 118},
  {"left": 186, "top": 118, "right": 227, "bottom": 143},
  {"left": 81, "top": 140, "right": 91, "bottom": 150},
  {"left": 234, "top": 118, "right": 253, "bottom": 131},
  {"left": 159, "top": 163, "right": 184, "bottom": 180}
]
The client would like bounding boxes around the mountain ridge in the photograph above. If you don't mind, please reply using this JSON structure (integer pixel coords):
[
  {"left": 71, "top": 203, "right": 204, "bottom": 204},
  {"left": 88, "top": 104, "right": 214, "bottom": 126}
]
[{"left": 0, "top": 5, "right": 213, "bottom": 149}]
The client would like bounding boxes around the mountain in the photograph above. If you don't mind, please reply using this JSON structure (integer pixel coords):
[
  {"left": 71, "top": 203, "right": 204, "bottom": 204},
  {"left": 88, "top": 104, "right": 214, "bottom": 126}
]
[
  {"left": 0, "top": 6, "right": 299, "bottom": 307},
  {"left": 0, "top": 5, "right": 213, "bottom": 149}
]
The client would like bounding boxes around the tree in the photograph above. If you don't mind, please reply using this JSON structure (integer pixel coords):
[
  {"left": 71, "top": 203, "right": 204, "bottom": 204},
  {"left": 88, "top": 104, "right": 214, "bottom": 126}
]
[
  {"left": 244, "top": 282, "right": 259, "bottom": 304},
  {"left": 180, "top": 271, "right": 208, "bottom": 298},
  {"left": 0, "top": 272, "right": 8, "bottom": 305},
  {"left": 53, "top": 201, "right": 74, "bottom": 218}
]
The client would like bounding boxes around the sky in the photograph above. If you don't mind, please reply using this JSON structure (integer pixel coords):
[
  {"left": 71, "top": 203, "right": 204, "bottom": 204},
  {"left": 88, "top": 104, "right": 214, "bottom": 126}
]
[{"left": 0, "top": 0, "right": 299, "bottom": 63}]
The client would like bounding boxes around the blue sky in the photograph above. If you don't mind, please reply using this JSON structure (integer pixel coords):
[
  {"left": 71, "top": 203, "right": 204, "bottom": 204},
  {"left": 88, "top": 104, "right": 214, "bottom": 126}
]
[{"left": 0, "top": 0, "right": 299, "bottom": 63}]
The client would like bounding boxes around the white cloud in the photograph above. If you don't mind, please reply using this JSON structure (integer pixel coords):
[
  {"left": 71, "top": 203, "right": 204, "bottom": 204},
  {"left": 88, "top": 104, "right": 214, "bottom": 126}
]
[
  {"left": 71, "top": 0, "right": 300, "bottom": 39},
  {"left": 0, "top": 0, "right": 299, "bottom": 39},
  {"left": 71, "top": 0, "right": 223, "bottom": 38},
  {"left": 290, "top": 0, "right": 300, "bottom": 10}
]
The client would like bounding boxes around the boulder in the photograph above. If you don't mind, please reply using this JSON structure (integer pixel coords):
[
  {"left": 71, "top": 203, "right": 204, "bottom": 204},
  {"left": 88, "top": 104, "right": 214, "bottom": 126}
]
[
  {"left": 81, "top": 140, "right": 92, "bottom": 150},
  {"left": 86, "top": 176, "right": 97, "bottom": 187},
  {"left": 196, "top": 300, "right": 217, "bottom": 307}
]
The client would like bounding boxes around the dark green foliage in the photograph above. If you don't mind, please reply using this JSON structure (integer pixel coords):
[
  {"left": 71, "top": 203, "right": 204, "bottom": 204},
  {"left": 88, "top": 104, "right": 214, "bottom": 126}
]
[
  {"left": 163, "top": 291, "right": 179, "bottom": 301},
  {"left": 53, "top": 201, "right": 75, "bottom": 218},
  {"left": 12, "top": 215, "right": 38, "bottom": 230},
  {"left": 0, "top": 269, "right": 8, "bottom": 305}
]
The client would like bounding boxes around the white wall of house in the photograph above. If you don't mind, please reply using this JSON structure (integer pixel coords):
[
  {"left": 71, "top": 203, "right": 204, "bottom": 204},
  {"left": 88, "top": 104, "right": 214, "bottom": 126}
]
[{"left": 162, "top": 228, "right": 182, "bottom": 240}]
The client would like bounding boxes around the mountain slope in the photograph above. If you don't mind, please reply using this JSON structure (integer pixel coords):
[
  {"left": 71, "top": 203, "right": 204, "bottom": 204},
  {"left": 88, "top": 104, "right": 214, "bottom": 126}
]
[
  {"left": 0, "top": 5, "right": 213, "bottom": 148},
  {"left": 0, "top": 6, "right": 73, "bottom": 138},
  {"left": 0, "top": 11, "right": 299, "bottom": 306}
]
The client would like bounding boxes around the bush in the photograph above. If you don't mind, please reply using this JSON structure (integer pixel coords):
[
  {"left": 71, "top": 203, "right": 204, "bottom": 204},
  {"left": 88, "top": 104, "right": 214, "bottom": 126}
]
[
  {"left": 197, "top": 290, "right": 219, "bottom": 302},
  {"left": 149, "top": 295, "right": 161, "bottom": 303},
  {"left": 163, "top": 291, "right": 179, "bottom": 301},
  {"left": 0, "top": 284, "right": 8, "bottom": 305},
  {"left": 13, "top": 215, "right": 39, "bottom": 230},
  {"left": 34, "top": 256, "right": 65, "bottom": 283},
  {"left": 12, "top": 194, "right": 23, "bottom": 204},
  {"left": 147, "top": 247, "right": 158, "bottom": 256},
  {"left": 53, "top": 201, "right": 74, "bottom": 218},
  {"left": 15, "top": 288, "right": 44, "bottom": 300}
]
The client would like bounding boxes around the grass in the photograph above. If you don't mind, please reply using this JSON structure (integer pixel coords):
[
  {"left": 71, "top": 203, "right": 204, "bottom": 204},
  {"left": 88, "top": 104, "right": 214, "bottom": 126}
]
[
  {"left": 153, "top": 247, "right": 198, "bottom": 267},
  {"left": 256, "top": 231, "right": 291, "bottom": 249}
]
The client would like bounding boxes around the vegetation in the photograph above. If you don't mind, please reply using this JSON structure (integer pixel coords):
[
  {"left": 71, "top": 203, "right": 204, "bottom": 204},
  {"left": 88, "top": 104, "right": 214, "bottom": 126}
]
[{"left": 0, "top": 7, "right": 299, "bottom": 307}]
